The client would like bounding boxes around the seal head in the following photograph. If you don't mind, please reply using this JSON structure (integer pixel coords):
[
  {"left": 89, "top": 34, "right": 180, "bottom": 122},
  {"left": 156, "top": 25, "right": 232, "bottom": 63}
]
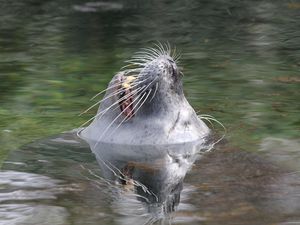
[{"left": 80, "top": 44, "right": 210, "bottom": 145}]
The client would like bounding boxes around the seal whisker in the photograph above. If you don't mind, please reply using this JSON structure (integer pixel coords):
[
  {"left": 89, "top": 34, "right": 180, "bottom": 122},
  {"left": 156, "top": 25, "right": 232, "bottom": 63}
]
[
  {"left": 132, "top": 53, "right": 157, "bottom": 61},
  {"left": 79, "top": 164, "right": 113, "bottom": 187},
  {"left": 124, "top": 60, "right": 146, "bottom": 67},
  {"left": 154, "top": 42, "right": 166, "bottom": 56},
  {"left": 90, "top": 82, "right": 122, "bottom": 101},
  {"left": 104, "top": 161, "right": 155, "bottom": 198},
  {"left": 171, "top": 44, "right": 177, "bottom": 59},
  {"left": 198, "top": 114, "right": 226, "bottom": 131},
  {"left": 164, "top": 41, "right": 171, "bottom": 55},
  {"left": 174, "top": 52, "right": 181, "bottom": 63},
  {"left": 120, "top": 77, "right": 151, "bottom": 91},
  {"left": 154, "top": 42, "right": 164, "bottom": 55},
  {"left": 138, "top": 49, "right": 160, "bottom": 60},
  {"left": 125, "top": 60, "right": 149, "bottom": 68},
  {"left": 123, "top": 69, "right": 142, "bottom": 75},
  {"left": 133, "top": 76, "right": 158, "bottom": 97},
  {"left": 122, "top": 76, "right": 152, "bottom": 89},
  {"left": 79, "top": 87, "right": 144, "bottom": 129},
  {"left": 108, "top": 91, "right": 148, "bottom": 138},
  {"left": 121, "top": 63, "right": 150, "bottom": 71},
  {"left": 158, "top": 41, "right": 170, "bottom": 56},
  {"left": 134, "top": 51, "right": 158, "bottom": 60},
  {"left": 97, "top": 86, "right": 143, "bottom": 115},
  {"left": 120, "top": 63, "right": 136, "bottom": 70},
  {"left": 126, "top": 59, "right": 148, "bottom": 64},
  {"left": 96, "top": 87, "right": 143, "bottom": 117},
  {"left": 79, "top": 87, "right": 128, "bottom": 116},
  {"left": 172, "top": 45, "right": 181, "bottom": 63},
  {"left": 91, "top": 84, "right": 147, "bottom": 133},
  {"left": 128, "top": 55, "right": 154, "bottom": 61},
  {"left": 198, "top": 114, "right": 226, "bottom": 152},
  {"left": 131, "top": 89, "right": 152, "bottom": 120},
  {"left": 81, "top": 78, "right": 147, "bottom": 116},
  {"left": 139, "top": 48, "right": 161, "bottom": 57},
  {"left": 131, "top": 55, "right": 154, "bottom": 61},
  {"left": 134, "top": 52, "right": 156, "bottom": 61},
  {"left": 200, "top": 117, "right": 215, "bottom": 128},
  {"left": 94, "top": 90, "right": 148, "bottom": 147}
]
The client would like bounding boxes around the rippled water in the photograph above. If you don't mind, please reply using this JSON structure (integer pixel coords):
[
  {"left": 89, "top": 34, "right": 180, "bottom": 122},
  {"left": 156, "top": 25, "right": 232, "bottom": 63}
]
[{"left": 0, "top": 0, "right": 299, "bottom": 224}]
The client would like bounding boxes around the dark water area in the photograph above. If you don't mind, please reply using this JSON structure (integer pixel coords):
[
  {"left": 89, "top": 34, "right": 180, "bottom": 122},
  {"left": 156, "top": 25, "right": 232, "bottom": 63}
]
[{"left": 0, "top": 0, "right": 300, "bottom": 224}]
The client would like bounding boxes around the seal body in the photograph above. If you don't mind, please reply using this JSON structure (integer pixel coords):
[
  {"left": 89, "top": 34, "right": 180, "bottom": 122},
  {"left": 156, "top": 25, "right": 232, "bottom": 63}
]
[{"left": 80, "top": 45, "right": 210, "bottom": 145}]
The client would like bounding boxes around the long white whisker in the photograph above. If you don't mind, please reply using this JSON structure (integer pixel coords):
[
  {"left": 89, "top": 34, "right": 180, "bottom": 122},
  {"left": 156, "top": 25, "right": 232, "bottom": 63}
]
[
  {"left": 198, "top": 114, "right": 226, "bottom": 153},
  {"left": 79, "top": 87, "right": 127, "bottom": 116},
  {"left": 94, "top": 90, "right": 148, "bottom": 147},
  {"left": 131, "top": 55, "right": 153, "bottom": 61},
  {"left": 132, "top": 89, "right": 152, "bottom": 118},
  {"left": 201, "top": 117, "right": 215, "bottom": 128},
  {"left": 134, "top": 52, "right": 156, "bottom": 61},
  {"left": 132, "top": 77, "right": 158, "bottom": 101},
  {"left": 174, "top": 49, "right": 181, "bottom": 62},
  {"left": 125, "top": 60, "right": 147, "bottom": 65},
  {"left": 81, "top": 77, "right": 149, "bottom": 116},
  {"left": 108, "top": 92, "right": 147, "bottom": 138},
  {"left": 90, "top": 82, "right": 121, "bottom": 101},
  {"left": 172, "top": 45, "right": 178, "bottom": 59},
  {"left": 165, "top": 41, "right": 171, "bottom": 55},
  {"left": 123, "top": 69, "right": 142, "bottom": 75},
  {"left": 104, "top": 160, "right": 156, "bottom": 199},
  {"left": 154, "top": 42, "right": 165, "bottom": 56},
  {"left": 124, "top": 61, "right": 146, "bottom": 67},
  {"left": 79, "top": 87, "right": 143, "bottom": 129},
  {"left": 120, "top": 64, "right": 136, "bottom": 70},
  {"left": 140, "top": 48, "right": 160, "bottom": 57},
  {"left": 135, "top": 50, "right": 157, "bottom": 59},
  {"left": 139, "top": 48, "right": 160, "bottom": 59},
  {"left": 96, "top": 86, "right": 143, "bottom": 116}
]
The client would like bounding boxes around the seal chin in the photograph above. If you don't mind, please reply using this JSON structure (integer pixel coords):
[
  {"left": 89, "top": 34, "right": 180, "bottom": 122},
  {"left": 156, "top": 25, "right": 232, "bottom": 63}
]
[{"left": 79, "top": 44, "right": 210, "bottom": 145}]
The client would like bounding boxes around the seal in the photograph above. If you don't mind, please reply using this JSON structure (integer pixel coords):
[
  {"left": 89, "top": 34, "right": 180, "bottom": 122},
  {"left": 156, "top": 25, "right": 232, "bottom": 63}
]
[{"left": 79, "top": 44, "right": 210, "bottom": 145}]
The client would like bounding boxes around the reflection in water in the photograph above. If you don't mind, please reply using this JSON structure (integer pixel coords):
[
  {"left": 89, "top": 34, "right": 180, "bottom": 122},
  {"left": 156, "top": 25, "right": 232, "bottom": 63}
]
[
  {"left": 1, "top": 132, "right": 300, "bottom": 225},
  {"left": 86, "top": 139, "right": 210, "bottom": 224}
]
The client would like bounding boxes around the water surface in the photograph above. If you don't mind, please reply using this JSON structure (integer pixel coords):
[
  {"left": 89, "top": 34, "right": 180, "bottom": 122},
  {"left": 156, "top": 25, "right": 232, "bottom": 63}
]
[{"left": 0, "top": 0, "right": 299, "bottom": 224}]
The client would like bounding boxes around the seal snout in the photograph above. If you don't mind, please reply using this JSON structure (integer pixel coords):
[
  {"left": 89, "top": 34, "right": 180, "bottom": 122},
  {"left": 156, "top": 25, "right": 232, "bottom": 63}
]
[{"left": 135, "top": 55, "right": 181, "bottom": 92}]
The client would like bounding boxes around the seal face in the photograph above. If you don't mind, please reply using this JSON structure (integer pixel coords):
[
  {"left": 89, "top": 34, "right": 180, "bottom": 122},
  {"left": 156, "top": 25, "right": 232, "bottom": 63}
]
[{"left": 79, "top": 44, "right": 210, "bottom": 145}]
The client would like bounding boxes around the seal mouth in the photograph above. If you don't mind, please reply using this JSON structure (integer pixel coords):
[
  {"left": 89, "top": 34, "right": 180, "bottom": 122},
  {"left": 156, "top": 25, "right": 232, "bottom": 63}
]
[{"left": 118, "top": 76, "right": 136, "bottom": 119}]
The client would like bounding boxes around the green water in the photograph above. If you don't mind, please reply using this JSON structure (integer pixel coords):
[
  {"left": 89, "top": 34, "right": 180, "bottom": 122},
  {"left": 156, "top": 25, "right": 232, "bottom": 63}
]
[{"left": 0, "top": 0, "right": 299, "bottom": 224}]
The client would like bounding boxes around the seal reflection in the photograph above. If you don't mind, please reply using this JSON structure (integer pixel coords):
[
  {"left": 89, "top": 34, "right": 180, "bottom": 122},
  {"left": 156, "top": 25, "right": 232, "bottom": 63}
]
[{"left": 85, "top": 139, "right": 211, "bottom": 224}]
